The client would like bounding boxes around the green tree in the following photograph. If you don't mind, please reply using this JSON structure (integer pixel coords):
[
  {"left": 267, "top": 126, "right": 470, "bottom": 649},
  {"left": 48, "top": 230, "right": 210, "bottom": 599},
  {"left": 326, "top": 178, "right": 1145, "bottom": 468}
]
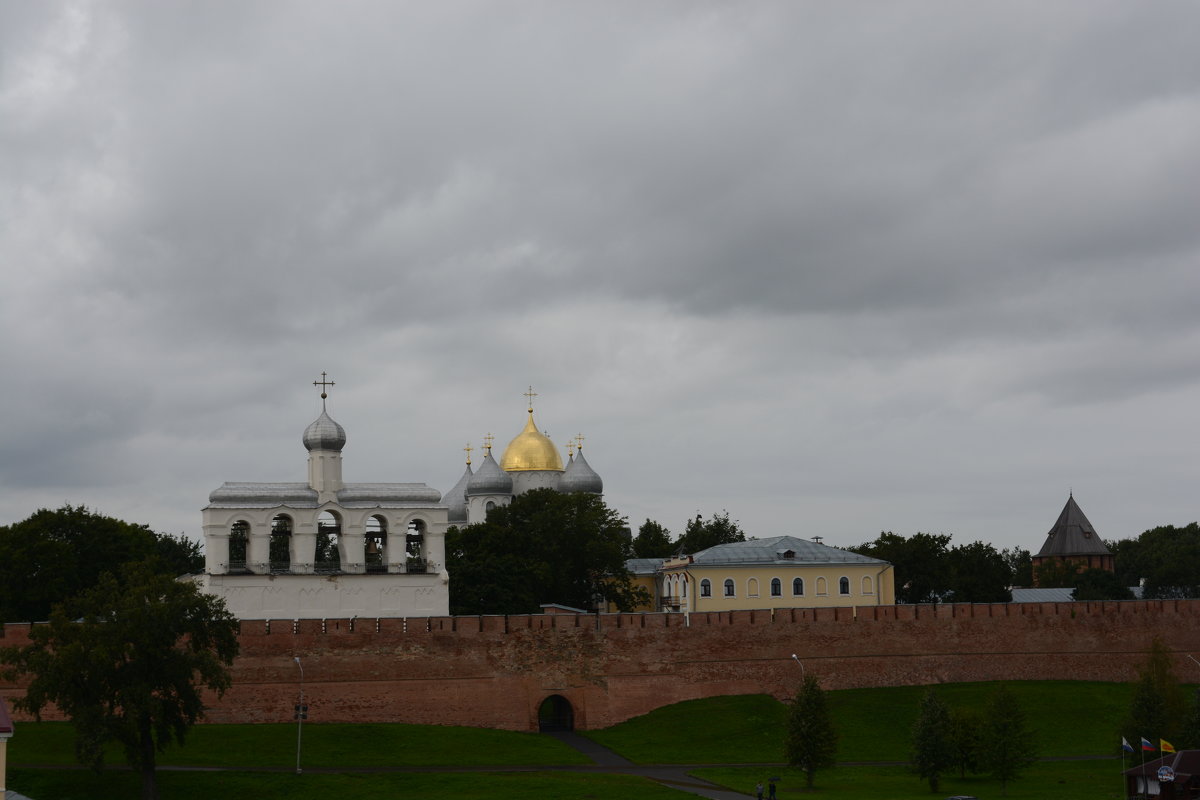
[
  {"left": 1034, "top": 557, "right": 1082, "bottom": 589},
  {"left": 0, "top": 562, "right": 240, "bottom": 800},
  {"left": 1180, "top": 689, "right": 1200, "bottom": 751},
  {"left": 911, "top": 688, "right": 954, "bottom": 791},
  {"left": 155, "top": 533, "right": 205, "bottom": 576},
  {"left": 1121, "top": 636, "right": 1187, "bottom": 748},
  {"left": 1134, "top": 524, "right": 1200, "bottom": 599},
  {"left": 673, "top": 511, "right": 745, "bottom": 555},
  {"left": 979, "top": 684, "right": 1037, "bottom": 794},
  {"left": 948, "top": 706, "right": 983, "bottom": 778},
  {"left": 1001, "top": 546, "right": 1033, "bottom": 587},
  {"left": 632, "top": 519, "right": 673, "bottom": 559},
  {"left": 852, "top": 532, "right": 951, "bottom": 604},
  {"left": 445, "top": 489, "right": 646, "bottom": 615},
  {"left": 1071, "top": 568, "right": 1134, "bottom": 601},
  {"left": 0, "top": 505, "right": 202, "bottom": 622},
  {"left": 946, "top": 541, "right": 1012, "bottom": 603},
  {"left": 785, "top": 674, "right": 838, "bottom": 789}
]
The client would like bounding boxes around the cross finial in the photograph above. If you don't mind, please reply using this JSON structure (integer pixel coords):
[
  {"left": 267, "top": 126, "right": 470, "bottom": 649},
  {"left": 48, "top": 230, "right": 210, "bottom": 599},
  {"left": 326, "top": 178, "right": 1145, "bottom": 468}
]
[
  {"left": 567, "top": 440, "right": 575, "bottom": 457},
  {"left": 464, "top": 443, "right": 473, "bottom": 466},
  {"left": 483, "top": 433, "right": 494, "bottom": 453},
  {"left": 313, "top": 372, "right": 335, "bottom": 407},
  {"left": 575, "top": 432, "right": 585, "bottom": 451},
  {"left": 523, "top": 385, "right": 538, "bottom": 412}
]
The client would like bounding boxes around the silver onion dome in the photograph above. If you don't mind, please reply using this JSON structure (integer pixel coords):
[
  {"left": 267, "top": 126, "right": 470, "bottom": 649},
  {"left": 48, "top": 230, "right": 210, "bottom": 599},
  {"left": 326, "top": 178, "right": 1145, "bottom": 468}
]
[
  {"left": 561, "top": 448, "right": 603, "bottom": 494},
  {"left": 303, "top": 408, "right": 347, "bottom": 452},
  {"left": 443, "top": 463, "right": 473, "bottom": 524},
  {"left": 467, "top": 451, "right": 513, "bottom": 496}
]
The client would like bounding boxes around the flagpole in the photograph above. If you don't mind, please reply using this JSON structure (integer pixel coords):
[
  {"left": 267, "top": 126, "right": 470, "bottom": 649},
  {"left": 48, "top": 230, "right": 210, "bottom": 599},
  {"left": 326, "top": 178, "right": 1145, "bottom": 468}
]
[{"left": 1140, "top": 739, "right": 1147, "bottom": 800}]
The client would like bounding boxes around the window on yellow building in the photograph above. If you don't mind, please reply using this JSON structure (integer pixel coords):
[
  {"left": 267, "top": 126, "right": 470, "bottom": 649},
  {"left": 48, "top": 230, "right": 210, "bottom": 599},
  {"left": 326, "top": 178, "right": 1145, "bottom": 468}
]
[
  {"left": 700, "top": 579, "right": 711, "bottom": 597},
  {"left": 771, "top": 578, "right": 781, "bottom": 597},
  {"left": 792, "top": 578, "right": 804, "bottom": 596},
  {"left": 723, "top": 579, "right": 735, "bottom": 597},
  {"left": 839, "top": 577, "right": 850, "bottom": 595}
]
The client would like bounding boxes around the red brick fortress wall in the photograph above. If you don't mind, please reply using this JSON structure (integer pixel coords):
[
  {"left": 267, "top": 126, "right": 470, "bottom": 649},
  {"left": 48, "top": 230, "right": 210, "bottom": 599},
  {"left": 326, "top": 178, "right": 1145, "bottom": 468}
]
[{"left": 2, "top": 600, "right": 1195, "bottom": 731}]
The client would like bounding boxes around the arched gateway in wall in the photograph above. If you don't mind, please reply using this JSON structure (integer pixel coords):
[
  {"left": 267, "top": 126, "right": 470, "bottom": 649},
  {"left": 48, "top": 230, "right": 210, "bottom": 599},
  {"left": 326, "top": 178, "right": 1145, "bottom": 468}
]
[{"left": 537, "top": 695, "right": 574, "bottom": 732}]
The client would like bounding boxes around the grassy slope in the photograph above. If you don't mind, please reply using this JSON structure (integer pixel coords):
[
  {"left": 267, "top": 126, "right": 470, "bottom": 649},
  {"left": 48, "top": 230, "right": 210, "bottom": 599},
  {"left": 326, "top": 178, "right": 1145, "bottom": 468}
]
[
  {"left": 8, "top": 769, "right": 691, "bottom": 800},
  {"left": 7, "top": 720, "right": 589, "bottom": 768},
  {"left": 9, "top": 681, "right": 1157, "bottom": 799},
  {"left": 693, "top": 759, "right": 1129, "bottom": 800},
  {"left": 582, "top": 680, "right": 1149, "bottom": 799},
  {"left": 582, "top": 680, "right": 1141, "bottom": 764}
]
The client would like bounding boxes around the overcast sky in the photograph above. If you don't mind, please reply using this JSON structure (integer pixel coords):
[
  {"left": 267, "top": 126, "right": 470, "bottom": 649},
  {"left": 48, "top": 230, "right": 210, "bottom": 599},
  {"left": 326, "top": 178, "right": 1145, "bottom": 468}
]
[{"left": 2, "top": 2, "right": 1199, "bottom": 555}]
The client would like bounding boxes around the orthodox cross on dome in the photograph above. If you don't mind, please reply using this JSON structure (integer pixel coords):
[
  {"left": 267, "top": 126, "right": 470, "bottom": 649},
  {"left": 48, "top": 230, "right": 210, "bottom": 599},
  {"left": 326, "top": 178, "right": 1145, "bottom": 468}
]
[
  {"left": 464, "top": 443, "right": 473, "bottom": 466},
  {"left": 575, "top": 433, "right": 586, "bottom": 451},
  {"left": 313, "top": 372, "right": 335, "bottom": 407},
  {"left": 566, "top": 440, "right": 575, "bottom": 457},
  {"left": 483, "top": 433, "right": 495, "bottom": 453},
  {"left": 523, "top": 385, "right": 538, "bottom": 413}
]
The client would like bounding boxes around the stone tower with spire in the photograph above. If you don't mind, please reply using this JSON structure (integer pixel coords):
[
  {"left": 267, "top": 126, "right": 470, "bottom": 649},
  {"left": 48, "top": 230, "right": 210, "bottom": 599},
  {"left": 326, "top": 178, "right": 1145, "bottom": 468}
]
[{"left": 1031, "top": 493, "right": 1115, "bottom": 586}]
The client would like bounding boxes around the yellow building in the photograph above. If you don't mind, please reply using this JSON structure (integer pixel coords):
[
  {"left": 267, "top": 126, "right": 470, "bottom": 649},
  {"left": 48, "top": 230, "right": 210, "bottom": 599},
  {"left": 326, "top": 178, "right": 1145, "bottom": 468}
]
[{"left": 629, "top": 535, "right": 895, "bottom": 613}]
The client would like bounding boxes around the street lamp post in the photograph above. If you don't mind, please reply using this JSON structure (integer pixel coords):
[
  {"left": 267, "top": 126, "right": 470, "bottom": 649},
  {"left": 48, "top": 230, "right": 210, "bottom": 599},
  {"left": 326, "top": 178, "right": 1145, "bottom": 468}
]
[
  {"left": 294, "top": 656, "right": 305, "bottom": 774},
  {"left": 791, "top": 653, "right": 805, "bottom": 679}
]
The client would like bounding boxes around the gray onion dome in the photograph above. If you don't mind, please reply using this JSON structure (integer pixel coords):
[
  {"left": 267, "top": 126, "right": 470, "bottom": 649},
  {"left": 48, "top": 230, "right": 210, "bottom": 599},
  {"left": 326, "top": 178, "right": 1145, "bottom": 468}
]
[
  {"left": 303, "top": 408, "right": 347, "bottom": 452},
  {"left": 561, "top": 448, "right": 603, "bottom": 494},
  {"left": 443, "top": 464, "right": 473, "bottom": 524},
  {"left": 466, "top": 451, "right": 513, "bottom": 496}
]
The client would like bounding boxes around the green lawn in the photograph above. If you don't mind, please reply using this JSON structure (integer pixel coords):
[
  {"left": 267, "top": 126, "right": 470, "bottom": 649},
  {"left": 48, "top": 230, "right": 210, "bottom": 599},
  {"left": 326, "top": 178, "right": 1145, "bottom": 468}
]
[
  {"left": 582, "top": 680, "right": 1145, "bottom": 764},
  {"left": 6, "top": 680, "right": 1156, "bottom": 799},
  {"left": 8, "top": 720, "right": 588, "bottom": 768},
  {"left": 693, "top": 759, "right": 1130, "bottom": 800},
  {"left": 8, "top": 769, "right": 689, "bottom": 800},
  {"left": 583, "top": 694, "right": 788, "bottom": 764}
]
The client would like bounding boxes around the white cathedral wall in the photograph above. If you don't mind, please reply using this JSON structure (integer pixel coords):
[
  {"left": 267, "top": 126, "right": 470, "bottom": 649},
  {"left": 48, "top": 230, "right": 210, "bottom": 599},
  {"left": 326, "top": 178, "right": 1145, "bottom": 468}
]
[
  {"left": 510, "top": 470, "right": 562, "bottom": 495},
  {"left": 197, "top": 573, "right": 449, "bottom": 619}
]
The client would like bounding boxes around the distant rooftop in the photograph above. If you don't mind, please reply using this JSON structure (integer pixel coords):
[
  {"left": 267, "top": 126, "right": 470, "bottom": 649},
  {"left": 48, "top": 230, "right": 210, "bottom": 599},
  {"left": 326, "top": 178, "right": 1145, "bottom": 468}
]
[
  {"left": 1037, "top": 494, "right": 1112, "bottom": 557},
  {"left": 689, "top": 536, "right": 888, "bottom": 567}
]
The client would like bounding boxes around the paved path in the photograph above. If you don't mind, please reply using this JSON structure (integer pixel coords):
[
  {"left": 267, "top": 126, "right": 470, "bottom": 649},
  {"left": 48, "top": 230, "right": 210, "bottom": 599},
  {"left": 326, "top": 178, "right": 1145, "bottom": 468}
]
[{"left": 545, "top": 730, "right": 756, "bottom": 799}]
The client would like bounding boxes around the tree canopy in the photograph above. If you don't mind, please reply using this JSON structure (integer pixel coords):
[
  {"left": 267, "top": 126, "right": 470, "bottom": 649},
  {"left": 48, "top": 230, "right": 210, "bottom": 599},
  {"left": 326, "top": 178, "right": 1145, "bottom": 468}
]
[
  {"left": 632, "top": 519, "right": 674, "bottom": 559},
  {"left": 1120, "top": 636, "right": 1188, "bottom": 750},
  {"left": 785, "top": 674, "right": 838, "bottom": 788},
  {"left": 0, "top": 505, "right": 204, "bottom": 622},
  {"left": 445, "top": 489, "right": 646, "bottom": 615},
  {"left": 851, "top": 532, "right": 952, "bottom": 603},
  {"left": 911, "top": 688, "right": 954, "bottom": 791},
  {"left": 672, "top": 511, "right": 746, "bottom": 555},
  {"left": 980, "top": 684, "right": 1038, "bottom": 793},
  {"left": 1113, "top": 523, "right": 1200, "bottom": 599},
  {"left": 0, "top": 562, "right": 239, "bottom": 800},
  {"left": 946, "top": 541, "right": 1013, "bottom": 603},
  {"left": 852, "top": 533, "right": 1019, "bottom": 603},
  {"left": 1071, "top": 568, "right": 1134, "bottom": 601}
]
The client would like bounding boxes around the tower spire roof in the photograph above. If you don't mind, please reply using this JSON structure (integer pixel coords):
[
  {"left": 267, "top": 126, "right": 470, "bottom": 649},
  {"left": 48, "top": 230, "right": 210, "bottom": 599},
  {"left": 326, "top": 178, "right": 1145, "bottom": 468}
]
[{"left": 1036, "top": 493, "right": 1111, "bottom": 557}]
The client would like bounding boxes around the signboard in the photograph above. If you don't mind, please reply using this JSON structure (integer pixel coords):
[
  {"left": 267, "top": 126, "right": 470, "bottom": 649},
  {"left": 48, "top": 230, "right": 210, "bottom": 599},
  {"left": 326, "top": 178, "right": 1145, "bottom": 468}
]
[{"left": 1158, "top": 766, "right": 1176, "bottom": 783}]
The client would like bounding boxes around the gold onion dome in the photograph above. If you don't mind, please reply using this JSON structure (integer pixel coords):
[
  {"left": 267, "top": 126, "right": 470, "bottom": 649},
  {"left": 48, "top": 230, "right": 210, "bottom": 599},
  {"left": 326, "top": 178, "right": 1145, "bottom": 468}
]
[{"left": 500, "top": 412, "right": 564, "bottom": 472}]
